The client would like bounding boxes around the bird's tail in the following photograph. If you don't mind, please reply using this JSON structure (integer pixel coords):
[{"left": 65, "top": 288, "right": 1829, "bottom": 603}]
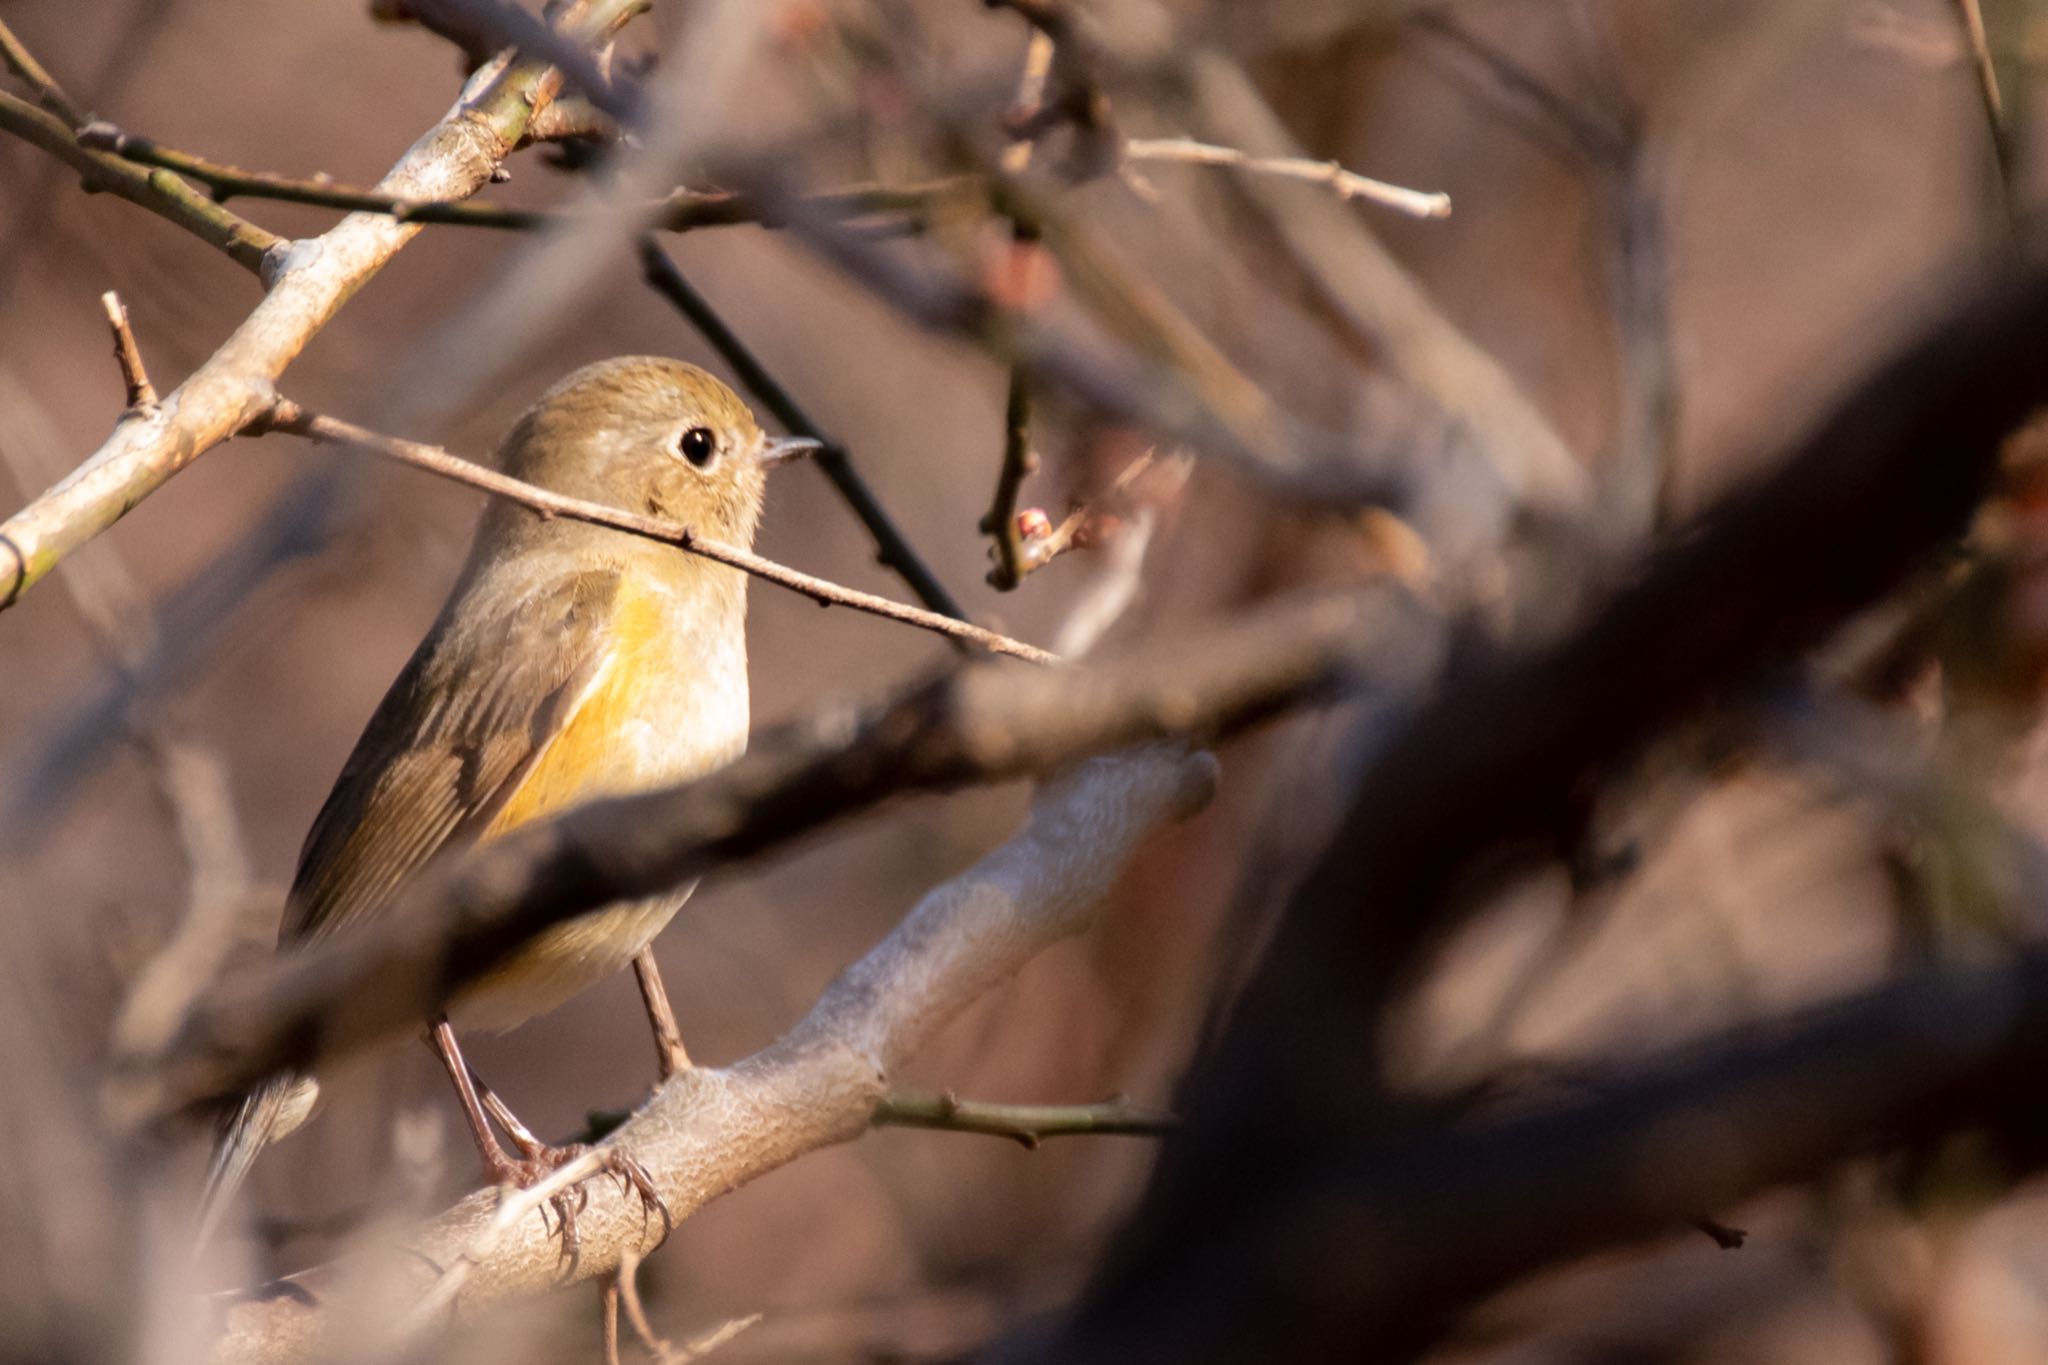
[{"left": 193, "top": 1072, "right": 318, "bottom": 1251}]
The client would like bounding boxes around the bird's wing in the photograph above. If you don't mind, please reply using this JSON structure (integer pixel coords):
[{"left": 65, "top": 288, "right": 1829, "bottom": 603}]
[{"left": 282, "top": 567, "right": 624, "bottom": 945}]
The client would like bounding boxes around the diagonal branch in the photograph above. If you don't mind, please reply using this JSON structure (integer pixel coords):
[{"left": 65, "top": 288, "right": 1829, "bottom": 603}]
[
  {"left": 1028, "top": 255, "right": 2048, "bottom": 1365},
  {"left": 76, "top": 122, "right": 951, "bottom": 235},
  {"left": 0, "top": 15, "right": 84, "bottom": 125},
  {"left": 108, "top": 586, "right": 1439, "bottom": 1130},
  {"left": 873, "top": 1091, "right": 1175, "bottom": 1147},
  {"left": 255, "top": 401, "right": 1054, "bottom": 663},
  {"left": 0, "top": 90, "right": 280, "bottom": 273},
  {"left": 639, "top": 239, "right": 969, "bottom": 619},
  {"left": 0, "top": 0, "right": 648, "bottom": 612},
  {"left": 206, "top": 745, "right": 1218, "bottom": 1364},
  {"left": 1122, "top": 137, "right": 1451, "bottom": 219}
]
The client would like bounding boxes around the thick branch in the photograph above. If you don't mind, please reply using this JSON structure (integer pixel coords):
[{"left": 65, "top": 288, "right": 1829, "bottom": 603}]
[
  {"left": 1029, "top": 256, "right": 2048, "bottom": 1361},
  {"left": 110, "top": 588, "right": 1437, "bottom": 1127},
  {"left": 1001, "top": 943, "right": 2048, "bottom": 1365},
  {"left": 208, "top": 746, "right": 1218, "bottom": 1364},
  {"left": 0, "top": 1, "right": 647, "bottom": 611}
]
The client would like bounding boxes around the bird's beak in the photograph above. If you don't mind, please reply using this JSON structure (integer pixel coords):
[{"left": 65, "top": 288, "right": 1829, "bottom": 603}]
[{"left": 760, "top": 435, "right": 824, "bottom": 468}]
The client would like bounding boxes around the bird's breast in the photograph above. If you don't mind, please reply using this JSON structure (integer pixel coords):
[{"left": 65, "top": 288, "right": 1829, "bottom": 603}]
[
  {"left": 458, "top": 571, "right": 748, "bottom": 1031},
  {"left": 488, "top": 572, "right": 749, "bottom": 834}
]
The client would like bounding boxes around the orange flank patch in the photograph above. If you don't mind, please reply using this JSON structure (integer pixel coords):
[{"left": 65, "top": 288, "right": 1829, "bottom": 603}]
[{"left": 484, "top": 580, "right": 670, "bottom": 838}]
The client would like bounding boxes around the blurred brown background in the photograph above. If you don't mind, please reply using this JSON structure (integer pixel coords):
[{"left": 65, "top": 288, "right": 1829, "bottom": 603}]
[{"left": 4, "top": 0, "right": 2044, "bottom": 1360}]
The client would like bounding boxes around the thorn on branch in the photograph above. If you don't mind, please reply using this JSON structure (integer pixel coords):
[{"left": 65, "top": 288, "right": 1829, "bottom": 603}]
[{"left": 99, "top": 291, "right": 157, "bottom": 410}]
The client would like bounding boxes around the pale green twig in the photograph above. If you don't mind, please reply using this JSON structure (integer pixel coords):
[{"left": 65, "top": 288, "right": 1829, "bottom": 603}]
[{"left": 873, "top": 1091, "right": 1175, "bottom": 1148}]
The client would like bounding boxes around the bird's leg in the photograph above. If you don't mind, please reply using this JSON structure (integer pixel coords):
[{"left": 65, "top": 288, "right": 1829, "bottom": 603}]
[
  {"left": 428, "top": 1019, "right": 521, "bottom": 1181},
  {"left": 469, "top": 1070, "right": 548, "bottom": 1157},
  {"left": 426, "top": 1019, "right": 671, "bottom": 1264},
  {"left": 631, "top": 947, "right": 690, "bottom": 1080}
]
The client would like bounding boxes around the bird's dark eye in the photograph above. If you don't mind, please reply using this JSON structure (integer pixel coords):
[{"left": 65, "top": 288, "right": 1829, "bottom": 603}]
[{"left": 677, "top": 426, "right": 718, "bottom": 468}]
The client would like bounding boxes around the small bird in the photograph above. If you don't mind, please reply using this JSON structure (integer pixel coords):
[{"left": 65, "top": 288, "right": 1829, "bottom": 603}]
[{"left": 198, "top": 356, "right": 816, "bottom": 1247}]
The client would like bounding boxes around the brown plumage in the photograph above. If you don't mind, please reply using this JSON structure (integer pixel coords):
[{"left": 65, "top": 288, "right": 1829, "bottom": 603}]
[{"left": 198, "top": 357, "right": 813, "bottom": 1246}]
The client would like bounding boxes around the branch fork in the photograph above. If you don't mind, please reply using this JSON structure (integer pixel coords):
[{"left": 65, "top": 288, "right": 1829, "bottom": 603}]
[{"left": 208, "top": 745, "right": 1218, "bottom": 1361}]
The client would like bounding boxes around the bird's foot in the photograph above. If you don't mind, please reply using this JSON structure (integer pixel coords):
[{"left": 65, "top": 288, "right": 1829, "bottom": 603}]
[{"left": 481, "top": 1141, "right": 671, "bottom": 1272}]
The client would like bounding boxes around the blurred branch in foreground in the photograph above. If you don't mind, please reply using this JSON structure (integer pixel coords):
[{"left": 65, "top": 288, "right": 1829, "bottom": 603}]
[
  {"left": 207, "top": 745, "right": 1217, "bottom": 1363},
  {"left": 1026, "top": 252, "right": 2048, "bottom": 1361},
  {"left": 110, "top": 587, "right": 1437, "bottom": 1128}
]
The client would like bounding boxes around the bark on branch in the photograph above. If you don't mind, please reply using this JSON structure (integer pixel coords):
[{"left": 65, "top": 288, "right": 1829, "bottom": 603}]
[
  {"left": 1021, "top": 255, "right": 2048, "bottom": 1363},
  {"left": 108, "top": 587, "right": 1437, "bottom": 1130},
  {"left": 207, "top": 745, "right": 1218, "bottom": 1364},
  {"left": 0, "top": 0, "right": 646, "bottom": 610}
]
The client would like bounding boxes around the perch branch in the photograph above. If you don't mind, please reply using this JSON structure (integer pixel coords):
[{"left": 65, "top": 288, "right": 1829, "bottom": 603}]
[
  {"left": 206, "top": 746, "right": 1219, "bottom": 1364},
  {"left": 255, "top": 401, "right": 1054, "bottom": 664},
  {"left": 113, "top": 587, "right": 1436, "bottom": 1127}
]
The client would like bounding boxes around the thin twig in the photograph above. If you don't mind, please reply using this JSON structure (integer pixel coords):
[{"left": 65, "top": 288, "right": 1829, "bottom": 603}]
[
  {"left": 1413, "top": 13, "right": 1621, "bottom": 165},
  {"left": 256, "top": 401, "right": 1060, "bottom": 666},
  {"left": 637, "top": 237, "right": 970, "bottom": 621},
  {"left": 614, "top": 1244, "right": 758, "bottom": 1363},
  {"left": 0, "top": 91, "right": 282, "bottom": 275},
  {"left": 0, "top": 15, "right": 84, "bottom": 126},
  {"left": 676, "top": 1312, "right": 763, "bottom": 1362},
  {"left": 99, "top": 291, "right": 156, "bottom": 408},
  {"left": 986, "top": 0, "right": 1120, "bottom": 178},
  {"left": 1025, "top": 449, "right": 1182, "bottom": 579},
  {"left": 602, "top": 1280, "right": 622, "bottom": 1365},
  {"left": 1053, "top": 506, "right": 1157, "bottom": 658},
  {"left": 999, "top": 28, "right": 1057, "bottom": 175},
  {"left": 614, "top": 1247, "right": 667, "bottom": 1361},
  {"left": 984, "top": 365, "right": 1037, "bottom": 590},
  {"left": 0, "top": 1, "right": 651, "bottom": 612},
  {"left": 1949, "top": 0, "right": 2019, "bottom": 228},
  {"left": 76, "top": 123, "right": 948, "bottom": 232},
  {"left": 1123, "top": 136, "right": 1451, "bottom": 220},
  {"left": 873, "top": 1091, "right": 1176, "bottom": 1148},
  {"left": 204, "top": 747, "right": 1218, "bottom": 1355}
]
